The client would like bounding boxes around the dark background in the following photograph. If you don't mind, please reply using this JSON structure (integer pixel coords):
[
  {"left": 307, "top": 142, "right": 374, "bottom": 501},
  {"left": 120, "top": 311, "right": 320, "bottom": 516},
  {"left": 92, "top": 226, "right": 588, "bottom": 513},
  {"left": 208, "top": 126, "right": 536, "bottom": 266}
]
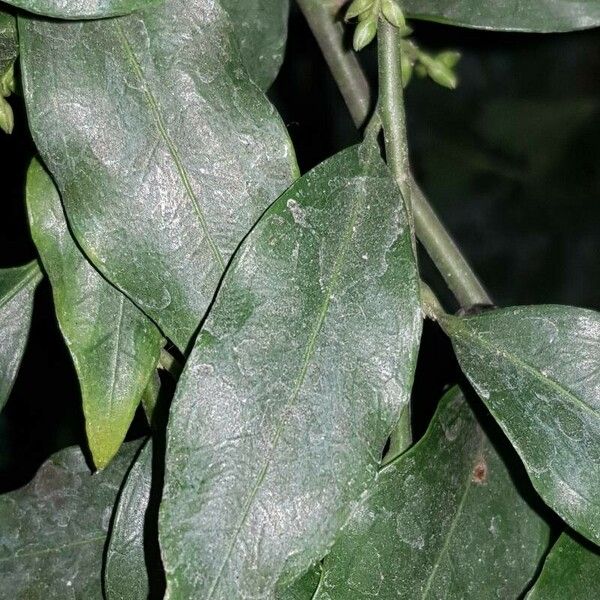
[{"left": 1, "top": 7, "right": 599, "bottom": 490}]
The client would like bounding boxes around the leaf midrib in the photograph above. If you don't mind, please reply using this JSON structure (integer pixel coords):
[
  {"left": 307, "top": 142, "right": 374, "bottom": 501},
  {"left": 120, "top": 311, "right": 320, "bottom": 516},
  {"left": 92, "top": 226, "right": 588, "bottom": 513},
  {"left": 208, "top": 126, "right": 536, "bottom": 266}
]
[
  {"left": 449, "top": 317, "right": 599, "bottom": 423},
  {"left": 204, "top": 183, "right": 364, "bottom": 598},
  {"left": 0, "top": 264, "right": 39, "bottom": 313},
  {"left": 106, "top": 294, "right": 126, "bottom": 418},
  {"left": 420, "top": 428, "right": 485, "bottom": 599},
  {"left": 114, "top": 21, "right": 226, "bottom": 272}
]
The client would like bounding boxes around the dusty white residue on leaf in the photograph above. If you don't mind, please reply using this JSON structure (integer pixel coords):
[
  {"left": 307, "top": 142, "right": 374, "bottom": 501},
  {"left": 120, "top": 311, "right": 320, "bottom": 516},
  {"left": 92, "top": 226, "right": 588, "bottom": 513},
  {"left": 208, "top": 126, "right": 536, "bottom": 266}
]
[
  {"left": 489, "top": 516, "right": 499, "bottom": 537},
  {"left": 286, "top": 198, "right": 307, "bottom": 227}
]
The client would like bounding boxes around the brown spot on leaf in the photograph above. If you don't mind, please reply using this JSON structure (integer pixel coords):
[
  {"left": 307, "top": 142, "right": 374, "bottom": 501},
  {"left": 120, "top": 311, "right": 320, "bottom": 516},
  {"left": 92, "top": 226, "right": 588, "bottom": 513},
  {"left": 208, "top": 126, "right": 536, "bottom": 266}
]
[{"left": 472, "top": 460, "right": 488, "bottom": 484}]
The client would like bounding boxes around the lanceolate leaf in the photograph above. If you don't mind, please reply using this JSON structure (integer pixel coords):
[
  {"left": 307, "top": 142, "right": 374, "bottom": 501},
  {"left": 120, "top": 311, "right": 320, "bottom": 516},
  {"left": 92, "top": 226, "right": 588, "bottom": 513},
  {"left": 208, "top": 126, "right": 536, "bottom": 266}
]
[
  {"left": 3, "top": 0, "right": 159, "bottom": 20},
  {"left": 0, "top": 442, "right": 140, "bottom": 598},
  {"left": 526, "top": 533, "right": 600, "bottom": 599},
  {"left": 105, "top": 440, "right": 155, "bottom": 600},
  {"left": 0, "top": 11, "right": 17, "bottom": 74},
  {"left": 0, "top": 261, "right": 41, "bottom": 412},
  {"left": 440, "top": 306, "right": 600, "bottom": 545},
  {"left": 222, "top": 0, "right": 290, "bottom": 90},
  {"left": 26, "top": 160, "right": 163, "bottom": 469},
  {"left": 403, "top": 0, "right": 600, "bottom": 32},
  {"left": 159, "top": 143, "right": 421, "bottom": 598},
  {"left": 19, "top": 0, "right": 298, "bottom": 352},
  {"left": 311, "top": 387, "right": 550, "bottom": 599}
]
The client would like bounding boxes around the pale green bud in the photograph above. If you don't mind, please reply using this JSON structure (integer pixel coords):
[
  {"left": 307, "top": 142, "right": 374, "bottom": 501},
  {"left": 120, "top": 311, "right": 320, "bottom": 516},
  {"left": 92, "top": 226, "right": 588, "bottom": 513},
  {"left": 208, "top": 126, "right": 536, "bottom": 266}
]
[
  {"left": 421, "top": 55, "right": 458, "bottom": 89},
  {"left": 415, "top": 63, "right": 428, "bottom": 78},
  {"left": 401, "top": 54, "right": 413, "bottom": 88},
  {"left": 436, "top": 50, "right": 461, "bottom": 69},
  {"left": 0, "top": 96, "right": 14, "bottom": 134},
  {"left": 381, "top": 0, "right": 406, "bottom": 29},
  {"left": 353, "top": 16, "right": 378, "bottom": 51},
  {"left": 0, "top": 64, "right": 15, "bottom": 98}
]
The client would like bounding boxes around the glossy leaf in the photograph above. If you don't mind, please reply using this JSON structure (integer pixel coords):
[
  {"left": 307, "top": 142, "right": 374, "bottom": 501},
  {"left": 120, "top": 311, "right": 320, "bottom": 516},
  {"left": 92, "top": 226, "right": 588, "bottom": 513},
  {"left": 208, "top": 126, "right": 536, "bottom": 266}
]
[
  {"left": 0, "top": 11, "right": 17, "bottom": 74},
  {"left": 0, "top": 261, "right": 41, "bottom": 412},
  {"left": 104, "top": 440, "right": 153, "bottom": 600},
  {"left": 159, "top": 142, "right": 422, "bottom": 598},
  {"left": 440, "top": 306, "right": 600, "bottom": 545},
  {"left": 4, "top": 0, "right": 159, "bottom": 20},
  {"left": 403, "top": 0, "right": 600, "bottom": 32},
  {"left": 526, "top": 533, "right": 600, "bottom": 599},
  {"left": 0, "top": 442, "right": 140, "bottom": 598},
  {"left": 26, "top": 160, "right": 163, "bottom": 469},
  {"left": 19, "top": 0, "right": 298, "bottom": 351},
  {"left": 222, "top": 0, "right": 290, "bottom": 90},
  {"left": 313, "top": 387, "right": 550, "bottom": 599}
]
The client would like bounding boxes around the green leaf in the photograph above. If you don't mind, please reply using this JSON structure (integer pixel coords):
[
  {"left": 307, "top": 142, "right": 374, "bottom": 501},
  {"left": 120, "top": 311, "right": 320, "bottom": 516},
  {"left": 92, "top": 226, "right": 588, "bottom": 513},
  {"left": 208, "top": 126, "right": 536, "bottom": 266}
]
[
  {"left": 526, "top": 533, "right": 600, "bottom": 599},
  {"left": 26, "top": 159, "right": 163, "bottom": 469},
  {"left": 221, "top": 0, "right": 290, "bottom": 90},
  {"left": 3, "top": 0, "right": 160, "bottom": 20},
  {"left": 0, "top": 441, "right": 140, "bottom": 598},
  {"left": 159, "top": 142, "right": 421, "bottom": 598},
  {"left": 313, "top": 387, "right": 550, "bottom": 599},
  {"left": 105, "top": 437, "right": 319, "bottom": 600},
  {"left": 0, "top": 11, "right": 17, "bottom": 76},
  {"left": 0, "top": 261, "right": 41, "bottom": 412},
  {"left": 440, "top": 306, "right": 600, "bottom": 545},
  {"left": 403, "top": 0, "right": 600, "bottom": 32},
  {"left": 105, "top": 440, "right": 155, "bottom": 600},
  {"left": 19, "top": 0, "right": 298, "bottom": 352}
]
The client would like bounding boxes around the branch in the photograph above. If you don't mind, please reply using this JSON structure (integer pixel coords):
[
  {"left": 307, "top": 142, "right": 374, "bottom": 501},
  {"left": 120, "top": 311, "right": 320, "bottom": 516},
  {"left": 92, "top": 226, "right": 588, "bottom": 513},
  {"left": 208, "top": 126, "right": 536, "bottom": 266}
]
[{"left": 295, "top": 0, "right": 492, "bottom": 308}]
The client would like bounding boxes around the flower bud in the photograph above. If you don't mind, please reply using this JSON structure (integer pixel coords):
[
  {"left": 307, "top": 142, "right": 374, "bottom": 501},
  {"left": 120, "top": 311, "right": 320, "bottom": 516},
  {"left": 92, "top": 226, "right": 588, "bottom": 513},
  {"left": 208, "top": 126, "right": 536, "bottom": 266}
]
[
  {"left": 353, "top": 16, "right": 378, "bottom": 51},
  {"left": 422, "top": 55, "right": 458, "bottom": 89},
  {"left": 0, "top": 96, "right": 14, "bottom": 134},
  {"left": 381, "top": 0, "right": 406, "bottom": 29},
  {"left": 436, "top": 50, "right": 461, "bottom": 69},
  {"left": 345, "top": 0, "right": 374, "bottom": 20},
  {"left": 401, "top": 54, "right": 413, "bottom": 88}
]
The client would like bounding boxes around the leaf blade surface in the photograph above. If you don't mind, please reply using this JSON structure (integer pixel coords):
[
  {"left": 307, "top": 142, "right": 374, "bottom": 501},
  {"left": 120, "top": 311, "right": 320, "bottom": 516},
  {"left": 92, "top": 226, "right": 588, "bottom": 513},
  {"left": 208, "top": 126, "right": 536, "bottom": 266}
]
[
  {"left": 441, "top": 305, "right": 600, "bottom": 545},
  {"left": 159, "top": 143, "right": 421, "bottom": 599},
  {"left": 19, "top": 0, "right": 298, "bottom": 351},
  {"left": 27, "top": 159, "right": 163, "bottom": 468},
  {"left": 0, "top": 442, "right": 140, "bottom": 598},
  {"left": 526, "top": 532, "right": 600, "bottom": 600},
  {"left": 403, "top": 0, "right": 600, "bottom": 32},
  {"left": 3, "top": 0, "right": 159, "bottom": 19},
  {"left": 313, "top": 387, "right": 550, "bottom": 599},
  {"left": 0, "top": 261, "right": 41, "bottom": 412},
  {"left": 104, "top": 440, "right": 155, "bottom": 600},
  {"left": 222, "top": 0, "right": 290, "bottom": 90}
]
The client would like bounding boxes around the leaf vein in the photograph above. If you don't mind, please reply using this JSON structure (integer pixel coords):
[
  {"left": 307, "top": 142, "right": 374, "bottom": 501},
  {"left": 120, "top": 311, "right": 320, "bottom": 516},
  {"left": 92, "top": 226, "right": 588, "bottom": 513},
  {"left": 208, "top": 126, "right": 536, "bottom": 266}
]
[
  {"left": 114, "top": 22, "right": 226, "bottom": 271},
  {"left": 205, "top": 185, "right": 364, "bottom": 598}
]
